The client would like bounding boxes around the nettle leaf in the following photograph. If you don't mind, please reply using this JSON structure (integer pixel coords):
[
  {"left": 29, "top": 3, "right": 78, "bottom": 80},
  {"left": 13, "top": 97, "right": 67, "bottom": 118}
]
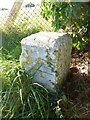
[{"left": 76, "top": 42, "right": 81, "bottom": 50}]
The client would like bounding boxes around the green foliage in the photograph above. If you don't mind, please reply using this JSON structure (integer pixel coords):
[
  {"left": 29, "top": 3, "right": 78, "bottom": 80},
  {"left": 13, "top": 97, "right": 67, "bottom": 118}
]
[
  {"left": 41, "top": 2, "right": 90, "bottom": 50},
  {"left": 0, "top": 59, "right": 50, "bottom": 119}
]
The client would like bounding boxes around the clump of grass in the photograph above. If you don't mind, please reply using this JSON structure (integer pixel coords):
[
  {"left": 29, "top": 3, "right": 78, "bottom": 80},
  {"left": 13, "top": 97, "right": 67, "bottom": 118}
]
[{"left": 0, "top": 57, "right": 50, "bottom": 119}]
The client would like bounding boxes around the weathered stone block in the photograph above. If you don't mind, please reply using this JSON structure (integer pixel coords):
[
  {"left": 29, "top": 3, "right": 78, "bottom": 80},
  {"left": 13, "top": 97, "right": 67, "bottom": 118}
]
[{"left": 20, "top": 32, "right": 72, "bottom": 92}]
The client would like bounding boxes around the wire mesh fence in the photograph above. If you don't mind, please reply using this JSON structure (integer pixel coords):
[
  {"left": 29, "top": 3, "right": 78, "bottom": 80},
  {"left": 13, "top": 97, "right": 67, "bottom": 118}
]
[
  {"left": 0, "top": 1, "right": 53, "bottom": 59},
  {"left": 0, "top": 2, "right": 52, "bottom": 33}
]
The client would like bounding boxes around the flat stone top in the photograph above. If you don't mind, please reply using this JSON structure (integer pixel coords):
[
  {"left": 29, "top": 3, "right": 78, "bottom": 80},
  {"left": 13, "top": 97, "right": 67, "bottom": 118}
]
[{"left": 21, "top": 32, "right": 68, "bottom": 48}]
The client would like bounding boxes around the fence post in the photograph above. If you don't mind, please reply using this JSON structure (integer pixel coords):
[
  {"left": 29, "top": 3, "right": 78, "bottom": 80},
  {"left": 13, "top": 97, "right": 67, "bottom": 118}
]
[{"left": 4, "top": 0, "right": 24, "bottom": 31}]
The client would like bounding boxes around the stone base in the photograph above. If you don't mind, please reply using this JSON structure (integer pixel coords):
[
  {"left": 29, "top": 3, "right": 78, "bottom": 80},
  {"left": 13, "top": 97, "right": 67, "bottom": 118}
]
[{"left": 20, "top": 32, "right": 72, "bottom": 92}]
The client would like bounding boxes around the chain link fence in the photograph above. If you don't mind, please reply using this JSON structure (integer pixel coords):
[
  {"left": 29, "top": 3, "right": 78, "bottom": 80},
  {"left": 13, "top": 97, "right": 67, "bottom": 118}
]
[
  {"left": 0, "top": 1, "right": 53, "bottom": 59},
  {"left": 0, "top": 2, "right": 52, "bottom": 33}
]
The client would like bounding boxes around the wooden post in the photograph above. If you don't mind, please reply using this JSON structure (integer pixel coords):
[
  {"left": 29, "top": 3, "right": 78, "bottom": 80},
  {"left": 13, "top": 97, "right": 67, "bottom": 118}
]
[{"left": 4, "top": 0, "right": 24, "bottom": 31}]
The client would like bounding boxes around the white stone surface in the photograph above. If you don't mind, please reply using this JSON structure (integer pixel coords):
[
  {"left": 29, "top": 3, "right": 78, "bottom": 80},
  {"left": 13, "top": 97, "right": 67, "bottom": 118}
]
[{"left": 20, "top": 32, "right": 72, "bottom": 92}]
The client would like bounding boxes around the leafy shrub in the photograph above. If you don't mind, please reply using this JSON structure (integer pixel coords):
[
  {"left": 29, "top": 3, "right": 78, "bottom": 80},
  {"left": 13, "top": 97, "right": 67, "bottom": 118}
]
[{"left": 41, "top": 2, "right": 90, "bottom": 50}]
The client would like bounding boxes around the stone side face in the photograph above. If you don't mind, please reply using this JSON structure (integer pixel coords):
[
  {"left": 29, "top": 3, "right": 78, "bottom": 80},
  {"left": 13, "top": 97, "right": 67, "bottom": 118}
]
[{"left": 20, "top": 32, "right": 72, "bottom": 92}]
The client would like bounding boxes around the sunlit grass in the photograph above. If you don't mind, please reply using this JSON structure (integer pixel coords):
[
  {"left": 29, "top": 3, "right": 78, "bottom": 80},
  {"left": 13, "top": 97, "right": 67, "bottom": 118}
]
[{"left": 0, "top": 57, "right": 50, "bottom": 119}]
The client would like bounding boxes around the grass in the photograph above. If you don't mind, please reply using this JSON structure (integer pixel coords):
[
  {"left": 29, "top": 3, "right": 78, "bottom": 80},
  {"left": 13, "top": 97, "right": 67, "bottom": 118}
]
[
  {"left": 0, "top": 48, "right": 80, "bottom": 119},
  {"left": 0, "top": 15, "right": 52, "bottom": 119},
  {"left": 0, "top": 57, "right": 50, "bottom": 119},
  {"left": 1, "top": 57, "right": 80, "bottom": 119}
]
